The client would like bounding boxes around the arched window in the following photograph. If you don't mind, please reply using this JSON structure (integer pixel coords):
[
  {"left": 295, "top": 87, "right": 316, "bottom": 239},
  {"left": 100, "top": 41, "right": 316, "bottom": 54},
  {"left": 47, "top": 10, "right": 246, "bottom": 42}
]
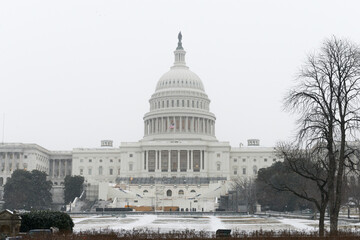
[
  {"left": 178, "top": 190, "right": 184, "bottom": 195},
  {"left": 167, "top": 189, "right": 172, "bottom": 197},
  {"left": 143, "top": 190, "right": 148, "bottom": 195},
  {"left": 217, "top": 163, "right": 221, "bottom": 171},
  {"left": 190, "top": 190, "right": 196, "bottom": 193},
  {"left": 253, "top": 166, "right": 258, "bottom": 175}
]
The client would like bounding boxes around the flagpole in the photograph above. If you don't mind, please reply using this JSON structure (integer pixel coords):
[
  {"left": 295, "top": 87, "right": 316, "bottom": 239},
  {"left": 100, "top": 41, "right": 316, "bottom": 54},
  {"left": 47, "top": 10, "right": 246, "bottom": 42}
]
[{"left": 1, "top": 113, "right": 4, "bottom": 145}]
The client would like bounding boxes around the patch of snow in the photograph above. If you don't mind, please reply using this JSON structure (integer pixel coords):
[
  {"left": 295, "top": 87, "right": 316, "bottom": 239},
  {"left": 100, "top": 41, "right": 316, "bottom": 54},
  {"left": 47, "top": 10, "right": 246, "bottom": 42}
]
[{"left": 209, "top": 216, "right": 226, "bottom": 232}]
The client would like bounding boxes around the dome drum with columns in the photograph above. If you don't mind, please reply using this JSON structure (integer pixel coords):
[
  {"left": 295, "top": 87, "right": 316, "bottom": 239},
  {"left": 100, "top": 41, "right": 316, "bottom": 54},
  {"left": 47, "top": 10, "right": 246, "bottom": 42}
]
[{"left": 143, "top": 32, "right": 217, "bottom": 141}]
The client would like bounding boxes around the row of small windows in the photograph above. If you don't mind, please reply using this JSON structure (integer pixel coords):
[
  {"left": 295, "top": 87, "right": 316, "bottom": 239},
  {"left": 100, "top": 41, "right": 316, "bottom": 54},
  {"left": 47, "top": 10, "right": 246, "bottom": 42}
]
[
  {"left": 233, "top": 158, "right": 277, "bottom": 163},
  {"left": 79, "top": 167, "right": 121, "bottom": 176},
  {"left": 152, "top": 99, "right": 208, "bottom": 110},
  {"left": 233, "top": 166, "right": 258, "bottom": 175},
  {"left": 80, "top": 159, "right": 121, "bottom": 163},
  {"left": 161, "top": 189, "right": 196, "bottom": 197},
  {"left": 159, "top": 80, "right": 201, "bottom": 87}
]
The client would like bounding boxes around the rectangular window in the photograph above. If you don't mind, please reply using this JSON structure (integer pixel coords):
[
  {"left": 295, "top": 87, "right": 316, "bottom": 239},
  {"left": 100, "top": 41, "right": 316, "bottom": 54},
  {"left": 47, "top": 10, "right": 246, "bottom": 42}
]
[
  {"left": 243, "top": 168, "right": 246, "bottom": 175},
  {"left": 161, "top": 150, "right": 169, "bottom": 172},
  {"left": 129, "top": 154, "right": 133, "bottom": 158},
  {"left": 171, "top": 150, "right": 178, "bottom": 172},
  {"left": 88, "top": 168, "right": 92, "bottom": 175},
  {"left": 234, "top": 170, "right": 237, "bottom": 175},
  {"left": 80, "top": 169, "right": 83, "bottom": 175},
  {"left": 180, "top": 150, "right": 187, "bottom": 172},
  {"left": 193, "top": 150, "right": 200, "bottom": 172},
  {"left": 129, "top": 163, "right": 133, "bottom": 171},
  {"left": 148, "top": 150, "right": 156, "bottom": 172},
  {"left": 109, "top": 168, "right": 113, "bottom": 175}
]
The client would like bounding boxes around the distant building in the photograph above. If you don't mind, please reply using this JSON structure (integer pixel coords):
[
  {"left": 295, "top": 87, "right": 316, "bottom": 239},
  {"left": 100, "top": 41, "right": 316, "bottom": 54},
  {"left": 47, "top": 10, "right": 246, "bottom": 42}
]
[{"left": 0, "top": 34, "right": 278, "bottom": 211}]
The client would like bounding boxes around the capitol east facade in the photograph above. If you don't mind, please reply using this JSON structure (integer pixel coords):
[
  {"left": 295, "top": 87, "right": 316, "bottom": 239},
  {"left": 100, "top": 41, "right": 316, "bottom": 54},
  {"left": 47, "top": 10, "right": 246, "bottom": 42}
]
[{"left": 0, "top": 34, "right": 278, "bottom": 212}]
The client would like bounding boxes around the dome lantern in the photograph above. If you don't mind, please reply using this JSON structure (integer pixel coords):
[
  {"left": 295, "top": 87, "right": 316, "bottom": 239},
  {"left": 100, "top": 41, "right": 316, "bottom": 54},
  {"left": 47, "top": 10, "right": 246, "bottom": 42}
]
[{"left": 173, "top": 32, "right": 186, "bottom": 67}]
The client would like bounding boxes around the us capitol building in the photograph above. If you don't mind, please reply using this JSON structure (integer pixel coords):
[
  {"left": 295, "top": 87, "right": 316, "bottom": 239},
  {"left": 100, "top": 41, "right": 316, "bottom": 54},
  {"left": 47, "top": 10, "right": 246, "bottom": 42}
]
[{"left": 0, "top": 33, "right": 278, "bottom": 212}]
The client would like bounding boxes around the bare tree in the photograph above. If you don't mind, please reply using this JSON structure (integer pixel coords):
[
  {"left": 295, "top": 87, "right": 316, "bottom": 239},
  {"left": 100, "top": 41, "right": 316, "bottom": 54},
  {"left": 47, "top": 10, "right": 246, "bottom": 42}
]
[
  {"left": 284, "top": 36, "right": 360, "bottom": 235},
  {"left": 231, "top": 177, "right": 257, "bottom": 213},
  {"left": 275, "top": 143, "right": 328, "bottom": 236}
]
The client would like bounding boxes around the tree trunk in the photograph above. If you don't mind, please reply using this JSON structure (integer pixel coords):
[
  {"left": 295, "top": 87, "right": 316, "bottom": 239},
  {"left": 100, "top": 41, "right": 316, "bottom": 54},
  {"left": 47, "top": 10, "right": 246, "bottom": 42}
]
[
  {"left": 330, "top": 211, "right": 338, "bottom": 236},
  {"left": 319, "top": 206, "right": 326, "bottom": 237}
]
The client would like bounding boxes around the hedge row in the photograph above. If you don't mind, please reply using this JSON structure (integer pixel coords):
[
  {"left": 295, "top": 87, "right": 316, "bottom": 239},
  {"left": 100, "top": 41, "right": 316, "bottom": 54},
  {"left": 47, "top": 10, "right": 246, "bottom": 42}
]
[{"left": 20, "top": 210, "right": 74, "bottom": 232}]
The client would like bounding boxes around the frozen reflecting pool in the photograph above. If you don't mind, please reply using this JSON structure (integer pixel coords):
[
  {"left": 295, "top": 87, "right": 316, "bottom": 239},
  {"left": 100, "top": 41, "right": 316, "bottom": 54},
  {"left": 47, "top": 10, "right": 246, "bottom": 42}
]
[{"left": 72, "top": 214, "right": 326, "bottom": 233}]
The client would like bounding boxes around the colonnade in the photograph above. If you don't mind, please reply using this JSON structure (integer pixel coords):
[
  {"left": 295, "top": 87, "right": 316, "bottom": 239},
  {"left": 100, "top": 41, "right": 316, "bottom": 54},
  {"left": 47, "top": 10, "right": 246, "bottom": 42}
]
[
  {"left": 50, "top": 159, "right": 72, "bottom": 178},
  {"left": 142, "top": 150, "right": 205, "bottom": 173},
  {"left": 144, "top": 116, "right": 215, "bottom": 136},
  {"left": 0, "top": 152, "right": 25, "bottom": 172}
]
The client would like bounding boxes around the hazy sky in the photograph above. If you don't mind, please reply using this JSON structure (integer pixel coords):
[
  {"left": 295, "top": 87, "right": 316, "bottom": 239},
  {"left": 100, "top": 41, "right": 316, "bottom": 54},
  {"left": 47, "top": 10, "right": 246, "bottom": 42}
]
[{"left": 1, "top": 0, "right": 360, "bottom": 150}]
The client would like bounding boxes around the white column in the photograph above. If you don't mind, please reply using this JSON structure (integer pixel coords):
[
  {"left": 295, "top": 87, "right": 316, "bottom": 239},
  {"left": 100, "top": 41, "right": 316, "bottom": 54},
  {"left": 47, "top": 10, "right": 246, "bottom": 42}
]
[
  {"left": 153, "top": 119, "right": 156, "bottom": 134},
  {"left": 65, "top": 160, "right": 68, "bottom": 176},
  {"left": 4, "top": 153, "right": 7, "bottom": 173},
  {"left": 187, "top": 150, "right": 190, "bottom": 170},
  {"left": 180, "top": 117, "right": 182, "bottom": 133},
  {"left": 177, "top": 151, "right": 180, "bottom": 172},
  {"left": 191, "top": 117, "right": 194, "bottom": 133},
  {"left": 19, "top": 153, "right": 23, "bottom": 170},
  {"left": 185, "top": 117, "right": 188, "bottom": 132},
  {"left": 190, "top": 150, "right": 193, "bottom": 171},
  {"left": 58, "top": 160, "right": 61, "bottom": 177},
  {"left": 197, "top": 118, "right": 199, "bottom": 133},
  {"left": 200, "top": 151, "right": 203, "bottom": 171},
  {"left": 155, "top": 150, "right": 158, "bottom": 170},
  {"left": 167, "top": 117, "right": 170, "bottom": 133},
  {"left": 168, "top": 150, "right": 171, "bottom": 171},
  {"left": 213, "top": 121, "right": 215, "bottom": 135},
  {"left": 11, "top": 153, "right": 15, "bottom": 172},
  {"left": 159, "top": 150, "right": 162, "bottom": 171},
  {"left": 174, "top": 117, "right": 176, "bottom": 131},
  {"left": 162, "top": 117, "right": 165, "bottom": 133}
]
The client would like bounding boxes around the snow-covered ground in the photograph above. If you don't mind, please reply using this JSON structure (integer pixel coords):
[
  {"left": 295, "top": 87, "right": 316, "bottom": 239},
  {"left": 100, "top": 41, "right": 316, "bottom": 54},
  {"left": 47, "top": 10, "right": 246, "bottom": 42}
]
[{"left": 71, "top": 214, "right": 335, "bottom": 233}]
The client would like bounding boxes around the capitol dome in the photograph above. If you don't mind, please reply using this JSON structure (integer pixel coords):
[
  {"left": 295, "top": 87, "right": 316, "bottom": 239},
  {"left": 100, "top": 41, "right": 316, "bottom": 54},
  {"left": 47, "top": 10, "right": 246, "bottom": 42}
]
[
  {"left": 142, "top": 32, "right": 217, "bottom": 142},
  {"left": 155, "top": 68, "right": 205, "bottom": 91}
]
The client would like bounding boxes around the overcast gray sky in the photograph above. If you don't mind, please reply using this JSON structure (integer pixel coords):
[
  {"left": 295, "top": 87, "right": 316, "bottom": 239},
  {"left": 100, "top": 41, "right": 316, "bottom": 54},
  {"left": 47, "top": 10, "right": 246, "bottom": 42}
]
[{"left": 1, "top": 0, "right": 360, "bottom": 150}]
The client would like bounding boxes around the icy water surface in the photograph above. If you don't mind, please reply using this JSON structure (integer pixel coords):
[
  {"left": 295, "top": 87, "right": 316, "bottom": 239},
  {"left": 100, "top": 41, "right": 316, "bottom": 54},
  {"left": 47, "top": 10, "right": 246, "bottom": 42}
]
[{"left": 72, "top": 214, "right": 325, "bottom": 233}]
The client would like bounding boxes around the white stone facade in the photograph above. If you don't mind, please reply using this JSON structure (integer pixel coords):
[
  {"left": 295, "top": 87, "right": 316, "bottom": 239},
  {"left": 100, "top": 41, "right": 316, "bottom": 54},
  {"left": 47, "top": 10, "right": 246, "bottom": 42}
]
[{"left": 0, "top": 34, "right": 278, "bottom": 211}]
